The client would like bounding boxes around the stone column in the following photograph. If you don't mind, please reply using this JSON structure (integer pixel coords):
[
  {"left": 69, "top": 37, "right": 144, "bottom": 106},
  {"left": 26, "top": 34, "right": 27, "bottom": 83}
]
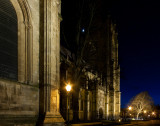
[
  {"left": 106, "top": 90, "right": 109, "bottom": 120},
  {"left": 39, "top": 0, "right": 64, "bottom": 125},
  {"left": 114, "top": 67, "right": 121, "bottom": 120},
  {"left": 84, "top": 80, "right": 88, "bottom": 120}
]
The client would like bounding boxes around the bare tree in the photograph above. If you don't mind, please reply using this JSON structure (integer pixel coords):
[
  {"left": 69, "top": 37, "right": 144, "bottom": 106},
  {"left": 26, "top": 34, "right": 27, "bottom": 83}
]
[
  {"left": 129, "top": 91, "right": 153, "bottom": 119},
  {"left": 61, "top": 0, "right": 114, "bottom": 121},
  {"left": 61, "top": 0, "right": 99, "bottom": 121}
]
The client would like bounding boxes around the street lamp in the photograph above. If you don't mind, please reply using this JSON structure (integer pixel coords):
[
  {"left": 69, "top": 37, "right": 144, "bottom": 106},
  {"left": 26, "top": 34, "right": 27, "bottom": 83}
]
[
  {"left": 66, "top": 84, "right": 71, "bottom": 124},
  {"left": 128, "top": 106, "right": 132, "bottom": 110},
  {"left": 143, "top": 110, "right": 147, "bottom": 119},
  {"left": 152, "top": 112, "right": 155, "bottom": 118},
  {"left": 66, "top": 84, "right": 71, "bottom": 92}
]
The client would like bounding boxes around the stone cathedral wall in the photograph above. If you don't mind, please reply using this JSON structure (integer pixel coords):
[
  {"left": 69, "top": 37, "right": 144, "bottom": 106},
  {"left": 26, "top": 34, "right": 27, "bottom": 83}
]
[
  {"left": 0, "top": 0, "right": 40, "bottom": 124},
  {"left": 0, "top": 0, "right": 62, "bottom": 125},
  {"left": 0, "top": 79, "right": 39, "bottom": 125}
]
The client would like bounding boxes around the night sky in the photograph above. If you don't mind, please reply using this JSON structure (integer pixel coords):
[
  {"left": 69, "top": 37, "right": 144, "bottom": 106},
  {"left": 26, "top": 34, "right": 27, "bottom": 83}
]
[
  {"left": 113, "top": 0, "right": 160, "bottom": 108},
  {"left": 61, "top": 0, "right": 160, "bottom": 108}
]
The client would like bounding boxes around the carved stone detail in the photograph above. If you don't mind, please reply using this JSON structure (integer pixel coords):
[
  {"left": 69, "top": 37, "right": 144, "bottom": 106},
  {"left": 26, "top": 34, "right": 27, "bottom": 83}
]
[{"left": 10, "top": 0, "right": 33, "bottom": 84}]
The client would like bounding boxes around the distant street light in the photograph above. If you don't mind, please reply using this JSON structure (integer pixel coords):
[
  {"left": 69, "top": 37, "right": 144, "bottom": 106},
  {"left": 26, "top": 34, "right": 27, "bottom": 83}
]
[
  {"left": 128, "top": 106, "right": 132, "bottom": 110},
  {"left": 66, "top": 84, "right": 71, "bottom": 92},
  {"left": 66, "top": 83, "right": 71, "bottom": 125},
  {"left": 143, "top": 110, "right": 147, "bottom": 119}
]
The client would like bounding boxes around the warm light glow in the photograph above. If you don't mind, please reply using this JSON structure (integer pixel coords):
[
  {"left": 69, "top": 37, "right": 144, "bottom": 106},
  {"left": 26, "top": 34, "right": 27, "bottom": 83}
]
[
  {"left": 128, "top": 106, "right": 132, "bottom": 110},
  {"left": 144, "top": 110, "right": 147, "bottom": 113},
  {"left": 152, "top": 112, "right": 155, "bottom": 115},
  {"left": 118, "top": 119, "right": 121, "bottom": 122},
  {"left": 130, "top": 114, "right": 132, "bottom": 116},
  {"left": 66, "top": 84, "right": 71, "bottom": 92}
]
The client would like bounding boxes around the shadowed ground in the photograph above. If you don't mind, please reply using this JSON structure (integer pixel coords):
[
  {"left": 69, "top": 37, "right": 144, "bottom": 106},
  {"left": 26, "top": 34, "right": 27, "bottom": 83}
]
[{"left": 71, "top": 120, "right": 160, "bottom": 126}]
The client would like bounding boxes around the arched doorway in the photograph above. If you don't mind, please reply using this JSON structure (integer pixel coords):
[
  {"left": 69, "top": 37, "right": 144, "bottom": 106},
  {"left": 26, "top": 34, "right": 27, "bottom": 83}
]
[{"left": 99, "top": 108, "right": 103, "bottom": 119}]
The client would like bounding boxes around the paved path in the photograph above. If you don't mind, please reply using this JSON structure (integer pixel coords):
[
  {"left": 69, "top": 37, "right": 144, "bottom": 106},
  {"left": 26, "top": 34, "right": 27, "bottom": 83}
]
[
  {"left": 71, "top": 120, "right": 160, "bottom": 126},
  {"left": 114, "top": 120, "right": 160, "bottom": 126},
  {"left": 71, "top": 122, "right": 102, "bottom": 126}
]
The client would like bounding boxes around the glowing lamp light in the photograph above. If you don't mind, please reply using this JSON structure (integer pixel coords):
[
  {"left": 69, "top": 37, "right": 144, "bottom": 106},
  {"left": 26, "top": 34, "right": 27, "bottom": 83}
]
[
  {"left": 144, "top": 110, "right": 147, "bottom": 113},
  {"left": 66, "top": 84, "right": 71, "bottom": 92},
  {"left": 152, "top": 112, "right": 155, "bottom": 115},
  {"left": 128, "top": 106, "right": 132, "bottom": 110}
]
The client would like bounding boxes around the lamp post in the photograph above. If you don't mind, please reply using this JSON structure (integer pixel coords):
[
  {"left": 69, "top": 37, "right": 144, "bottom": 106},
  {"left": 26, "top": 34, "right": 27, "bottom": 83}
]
[
  {"left": 152, "top": 112, "right": 155, "bottom": 118},
  {"left": 66, "top": 84, "right": 71, "bottom": 125},
  {"left": 143, "top": 110, "right": 147, "bottom": 119},
  {"left": 126, "top": 106, "right": 132, "bottom": 121}
]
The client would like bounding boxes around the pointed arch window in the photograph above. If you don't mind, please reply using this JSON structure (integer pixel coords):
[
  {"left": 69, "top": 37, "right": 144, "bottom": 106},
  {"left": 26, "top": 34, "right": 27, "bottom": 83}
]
[{"left": 0, "top": 0, "right": 18, "bottom": 80}]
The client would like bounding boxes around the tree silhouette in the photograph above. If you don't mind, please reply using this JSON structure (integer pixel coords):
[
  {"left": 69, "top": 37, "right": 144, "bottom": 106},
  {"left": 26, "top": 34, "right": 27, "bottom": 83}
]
[
  {"left": 61, "top": 0, "right": 99, "bottom": 121},
  {"left": 129, "top": 91, "right": 153, "bottom": 119}
]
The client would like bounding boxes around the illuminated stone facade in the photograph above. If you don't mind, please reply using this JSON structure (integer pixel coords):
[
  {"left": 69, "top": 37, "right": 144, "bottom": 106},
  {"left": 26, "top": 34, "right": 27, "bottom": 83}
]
[
  {"left": 0, "top": 0, "right": 64, "bottom": 125},
  {"left": 107, "top": 23, "right": 121, "bottom": 120}
]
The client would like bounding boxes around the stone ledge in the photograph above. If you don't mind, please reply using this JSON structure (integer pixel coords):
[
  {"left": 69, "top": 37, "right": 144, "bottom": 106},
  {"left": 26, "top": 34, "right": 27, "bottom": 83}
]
[
  {"left": 44, "top": 115, "right": 65, "bottom": 123},
  {"left": 0, "top": 115, "right": 38, "bottom": 125},
  {"left": 43, "top": 122, "right": 65, "bottom": 126},
  {"left": 0, "top": 78, "right": 39, "bottom": 88}
]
